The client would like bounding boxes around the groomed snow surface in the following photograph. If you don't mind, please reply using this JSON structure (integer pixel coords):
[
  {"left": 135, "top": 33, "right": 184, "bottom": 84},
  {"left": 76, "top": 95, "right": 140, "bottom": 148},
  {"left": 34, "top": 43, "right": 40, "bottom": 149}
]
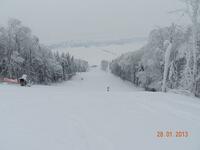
[{"left": 0, "top": 68, "right": 200, "bottom": 150}]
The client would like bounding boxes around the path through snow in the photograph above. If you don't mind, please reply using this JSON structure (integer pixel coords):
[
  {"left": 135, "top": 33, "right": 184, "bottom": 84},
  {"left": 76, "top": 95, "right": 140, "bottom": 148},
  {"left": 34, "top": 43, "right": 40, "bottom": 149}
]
[
  {"left": 57, "top": 67, "right": 141, "bottom": 92},
  {"left": 0, "top": 68, "right": 200, "bottom": 150}
]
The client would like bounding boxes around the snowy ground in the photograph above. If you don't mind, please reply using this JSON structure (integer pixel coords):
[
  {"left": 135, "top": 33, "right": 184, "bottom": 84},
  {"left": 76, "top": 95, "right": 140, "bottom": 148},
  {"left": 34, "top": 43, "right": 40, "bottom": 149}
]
[{"left": 0, "top": 67, "right": 200, "bottom": 150}]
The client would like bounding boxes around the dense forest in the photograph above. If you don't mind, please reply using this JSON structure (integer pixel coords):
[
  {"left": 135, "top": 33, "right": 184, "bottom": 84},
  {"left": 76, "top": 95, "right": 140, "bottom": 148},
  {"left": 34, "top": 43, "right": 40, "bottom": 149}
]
[
  {"left": 110, "top": 0, "right": 200, "bottom": 97},
  {"left": 0, "top": 19, "right": 88, "bottom": 84},
  {"left": 110, "top": 24, "right": 200, "bottom": 96}
]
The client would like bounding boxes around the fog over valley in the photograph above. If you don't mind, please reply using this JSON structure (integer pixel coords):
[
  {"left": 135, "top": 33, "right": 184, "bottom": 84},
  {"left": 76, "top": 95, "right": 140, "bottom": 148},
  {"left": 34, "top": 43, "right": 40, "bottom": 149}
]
[{"left": 0, "top": 0, "right": 185, "bottom": 44}]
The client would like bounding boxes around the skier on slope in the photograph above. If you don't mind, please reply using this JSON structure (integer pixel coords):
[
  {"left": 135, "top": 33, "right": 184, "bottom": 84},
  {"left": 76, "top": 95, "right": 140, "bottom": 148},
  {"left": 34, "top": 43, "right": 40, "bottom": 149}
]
[{"left": 107, "top": 86, "right": 110, "bottom": 92}]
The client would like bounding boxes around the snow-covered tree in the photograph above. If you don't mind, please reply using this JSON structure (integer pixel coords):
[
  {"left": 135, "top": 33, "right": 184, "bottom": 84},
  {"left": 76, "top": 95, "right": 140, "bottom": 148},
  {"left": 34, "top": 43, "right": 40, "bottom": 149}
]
[
  {"left": 180, "top": 0, "right": 200, "bottom": 95},
  {"left": 0, "top": 19, "right": 88, "bottom": 85},
  {"left": 162, "top": 40, "right": 172, "bottom": 92},
  {"left": 162, "top": 24, "right": 177, "bottom": 92},
  {"left": 110, "top": 25, "right": 186, "bottom": 92},
  {"left": 101, "top": 60, "right": 109, "bottom": 71}
]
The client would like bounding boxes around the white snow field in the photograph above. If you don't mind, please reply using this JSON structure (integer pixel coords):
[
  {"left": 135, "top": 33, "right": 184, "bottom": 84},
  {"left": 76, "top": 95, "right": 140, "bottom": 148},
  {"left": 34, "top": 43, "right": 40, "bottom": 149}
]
[{"left": 0, "top": 67, "right": 200, "bottom": 150}]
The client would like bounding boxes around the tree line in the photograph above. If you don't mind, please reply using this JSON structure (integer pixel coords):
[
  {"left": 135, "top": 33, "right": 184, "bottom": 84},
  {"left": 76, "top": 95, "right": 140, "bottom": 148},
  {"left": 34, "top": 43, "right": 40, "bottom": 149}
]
[
  {"left": 110, "top": 0, "right": 200, "bottom": 97},
  {"left": 110, "top": 24, "right": 200, "bottom": 96},
  {"left": 0, "top": 19, "right": 88, "bottom": 84}
]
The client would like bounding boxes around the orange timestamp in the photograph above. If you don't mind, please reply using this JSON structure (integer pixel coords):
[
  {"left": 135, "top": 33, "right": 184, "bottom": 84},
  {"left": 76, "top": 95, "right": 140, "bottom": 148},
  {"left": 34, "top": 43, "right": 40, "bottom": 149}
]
[{"left": 156, "top": 131, "right": 189, "bottom": 138}]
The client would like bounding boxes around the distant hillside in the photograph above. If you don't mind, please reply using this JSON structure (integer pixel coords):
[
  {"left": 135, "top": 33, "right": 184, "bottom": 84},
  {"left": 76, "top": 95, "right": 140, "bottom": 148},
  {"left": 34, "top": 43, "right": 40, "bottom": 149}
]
[{"left": 48, "top": 37, "right": 147, "bottom": 49}]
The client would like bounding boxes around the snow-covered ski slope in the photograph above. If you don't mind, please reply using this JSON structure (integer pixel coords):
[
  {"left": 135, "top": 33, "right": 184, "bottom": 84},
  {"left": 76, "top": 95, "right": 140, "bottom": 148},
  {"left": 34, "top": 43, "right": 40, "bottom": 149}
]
[{"left": 0, "top": 67, "right": 200, "bottom": 150}]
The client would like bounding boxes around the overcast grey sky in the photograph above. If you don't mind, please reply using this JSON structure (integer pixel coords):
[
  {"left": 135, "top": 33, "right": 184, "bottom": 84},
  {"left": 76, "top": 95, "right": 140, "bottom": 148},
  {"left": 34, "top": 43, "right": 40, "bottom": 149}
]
[{"left": 0, "top": 0, "right": 185, "bottom": 44}]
